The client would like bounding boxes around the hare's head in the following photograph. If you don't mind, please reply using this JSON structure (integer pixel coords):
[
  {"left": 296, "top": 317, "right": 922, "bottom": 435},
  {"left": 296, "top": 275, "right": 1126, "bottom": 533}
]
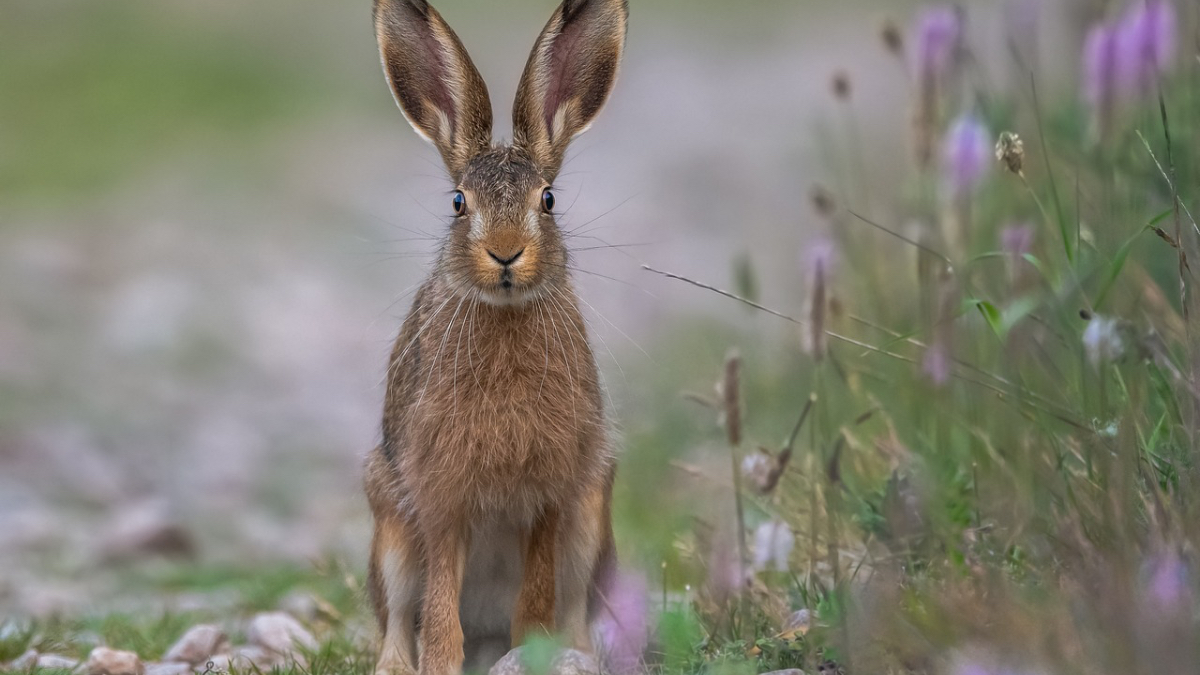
[{"left": 375, "top": 0, "right": 628, "bottom": 306}]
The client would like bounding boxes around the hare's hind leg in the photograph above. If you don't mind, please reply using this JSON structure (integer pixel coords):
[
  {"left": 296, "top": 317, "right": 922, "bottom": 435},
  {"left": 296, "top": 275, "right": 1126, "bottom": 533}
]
[{"left": 370, "top": 512, "right": 422, "bottom": 675}]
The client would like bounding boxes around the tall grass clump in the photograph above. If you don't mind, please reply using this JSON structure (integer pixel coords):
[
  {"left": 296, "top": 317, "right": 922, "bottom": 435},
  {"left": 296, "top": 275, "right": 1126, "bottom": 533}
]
[{"left": 639, "top": 2, "right": 1200, "bottom": 674}]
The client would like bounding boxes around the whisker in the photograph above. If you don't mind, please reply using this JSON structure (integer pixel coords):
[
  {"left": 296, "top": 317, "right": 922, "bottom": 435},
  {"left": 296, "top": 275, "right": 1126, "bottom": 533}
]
[
  {"left": 382, "top": 278, "right": 472, "bottom": 388},
  {"left": 416, "top": 290, "right": 471, "bottom": 410},
  {"left": 552, "top": 286, "right": 620, "bottom": 413},
  {"left": 560, "top": 193, "right": 639, "bottom": 236},
  {"left": 568, "top": 243, "right": 656, "bottom": 253},
  {"left": 534, "top": 298, "right": 551, "bottom": 401},
  {"left": 572, "top": 288, "right": 650, "bottom": 362},
  {"left": 541, "top": 293, "right": 579, "bottom": 429},
  {"left": 451, "top": 289, "right": 480, "bottom": 418},
  {"left": 357, "top": 209, "right": 441, "bottom": 242}
]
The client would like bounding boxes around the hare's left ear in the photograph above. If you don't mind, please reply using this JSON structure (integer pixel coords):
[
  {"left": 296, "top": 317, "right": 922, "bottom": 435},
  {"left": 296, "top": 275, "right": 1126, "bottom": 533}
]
[{"left": 512, "top": 0, "right": 628, "bottom": 179}]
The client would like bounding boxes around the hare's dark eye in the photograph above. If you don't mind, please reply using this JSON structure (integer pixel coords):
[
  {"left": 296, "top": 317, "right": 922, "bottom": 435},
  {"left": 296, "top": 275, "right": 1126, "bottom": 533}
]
[
  {"left": 541, "top": 188, "right": 555, "bottom": 213},
  {"left": 452, "top": 190, "right": 466, "bottom": 216}
]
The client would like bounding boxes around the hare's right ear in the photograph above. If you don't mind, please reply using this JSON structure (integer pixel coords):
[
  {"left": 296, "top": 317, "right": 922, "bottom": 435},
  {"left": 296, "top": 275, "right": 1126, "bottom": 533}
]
[
  {"left": 374, "top": 0, "right": 493, "bottom": 180},
  {"left": 512, "top": 0, "right": 628, "bottom": 179}
]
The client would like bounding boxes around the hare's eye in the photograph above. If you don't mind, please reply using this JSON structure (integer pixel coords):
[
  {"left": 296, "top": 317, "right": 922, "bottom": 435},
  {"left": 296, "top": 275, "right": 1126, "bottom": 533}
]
[
  {"left": 541, "top": 188, "right": 555, "bottom": 213},
  {"left": 452, "top": 191, "right": 466, "bottom": 216}
]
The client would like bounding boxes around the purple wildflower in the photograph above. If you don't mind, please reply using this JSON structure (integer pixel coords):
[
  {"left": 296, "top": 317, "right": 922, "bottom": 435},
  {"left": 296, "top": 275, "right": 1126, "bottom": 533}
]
[
  {"left": 924, "top": 271, "right": 957, "bottom": 388},
  {"left": 1000, "top": 224, "right": 1035, "bottom": 286},
  {"left": 1083, "top": 23, "right": 1119, "bottom": 108},
  {"left": 1000, "top": 224, "right": 1034, "bottom": 259},
  {"left": 941, "top": 114, "right": 992, "bottom": 199},
  {"left": 1115, "top": 0, "right": 1178, "bottom": 97},
  {"left": 922, "top": 339, "right": 952, "bottom": 386},
  {"left": 800, "top": 237, "right": 838, "bottom": 361},
  {"left": 802, "top": 236, "right": 839, "bottom": 284},
  {"left": 594, "top": 570, "right": 649, "bottom": 675},
  {"left": 707, "top": 534, "right": 745, "bottom": 603},
  {"left": 1143, "top": 549, "right": 1193, "bottom": 615},
  {"left": 913, "top": 6, "right": 963, "bottom": 81}
]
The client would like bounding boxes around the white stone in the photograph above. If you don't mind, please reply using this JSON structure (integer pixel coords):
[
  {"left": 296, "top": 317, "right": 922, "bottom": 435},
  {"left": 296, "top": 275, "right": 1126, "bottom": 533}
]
[
  {"left": 161, "top": 625, "right": 227, "bottom": 665},
  {"left": 86, "top": 647, "right": 144, "bottom": 675},
  {"left": 9, "top": 649, "right": 38, "bottom": 671},
  {"left": 488, "top": 648, "right": 600, "bottom": 675},
  {"left": 36, "top": 653, "right": 81, "bottom": 670},
  {"left": 144, "top": 663, "right": 193, "bottom": 675},
  {"left": 203, "top": 646, "right": 281, "bottom": 672},
  {"left": 246, "top": 612, "right": 316, "bottom": 657}
]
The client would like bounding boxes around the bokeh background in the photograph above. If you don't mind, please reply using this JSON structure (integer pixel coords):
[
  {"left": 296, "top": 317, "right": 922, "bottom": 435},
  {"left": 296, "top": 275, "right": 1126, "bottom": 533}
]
[{"left": 0, "top": 0, "right": 1135, "bottom": 617}]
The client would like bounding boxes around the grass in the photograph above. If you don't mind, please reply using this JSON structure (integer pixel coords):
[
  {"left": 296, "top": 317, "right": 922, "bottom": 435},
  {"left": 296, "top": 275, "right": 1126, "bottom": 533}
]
[
  {"left": 0, "top": 562, "right": 372, "bottom": 672},
  {"left": 5, "top": 2, "right": 1200, "bottom": 675},
  {"left": 606, "top": 6, "right": 1200, "bottom": 675}
]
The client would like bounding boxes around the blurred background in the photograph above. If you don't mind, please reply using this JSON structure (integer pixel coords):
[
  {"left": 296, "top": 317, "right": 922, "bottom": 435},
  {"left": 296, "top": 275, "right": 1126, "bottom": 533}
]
[{"left": 0, "top": 0, "right": 1141, "bottom": 620}]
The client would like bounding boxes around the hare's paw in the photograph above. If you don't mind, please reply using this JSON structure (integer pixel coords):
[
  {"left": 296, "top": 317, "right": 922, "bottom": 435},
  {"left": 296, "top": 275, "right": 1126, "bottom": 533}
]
[{"left": 375, "top": 654, "right": 417, "bottom": 675}]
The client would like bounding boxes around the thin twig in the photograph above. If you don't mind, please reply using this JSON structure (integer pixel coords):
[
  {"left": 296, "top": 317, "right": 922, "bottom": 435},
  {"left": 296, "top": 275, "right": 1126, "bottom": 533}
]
[
  {"left": 847, "top": 210, "right": 954, "bottom": 268},
  {"left": 1136, "top": 130, "right": 1199, "bottom": 237},
  {"left": 642, "top": 264, "right": 1084, "bottom": 425},
  {"left": 1030, "top": 73, "right": 1071, "bottom": 263}
]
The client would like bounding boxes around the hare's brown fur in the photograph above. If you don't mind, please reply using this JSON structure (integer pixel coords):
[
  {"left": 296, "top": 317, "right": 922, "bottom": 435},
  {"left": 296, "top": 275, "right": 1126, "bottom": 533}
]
[{"left": 363, "top": 2, "right": 628, "bottom": 675}]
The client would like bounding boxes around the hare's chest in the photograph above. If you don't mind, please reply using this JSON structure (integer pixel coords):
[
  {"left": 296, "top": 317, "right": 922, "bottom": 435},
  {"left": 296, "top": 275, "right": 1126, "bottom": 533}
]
[{"left": 404, "top": 323, "right": 603, "bottom": 514}]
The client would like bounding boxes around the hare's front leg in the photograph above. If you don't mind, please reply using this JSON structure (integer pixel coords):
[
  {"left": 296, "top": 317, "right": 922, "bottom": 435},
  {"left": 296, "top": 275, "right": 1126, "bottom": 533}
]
[
  {"left": 418, "top": 519, "right": 468, "bottom": 675},
  {"left": 370, "top": 513, "right": 421, "bottom": 675},
  {"left": 512, "top": 508, "right": 559, "bottom": 647},
  {"left": 557, "top": 480, "right": 613, "bottom": 653}
]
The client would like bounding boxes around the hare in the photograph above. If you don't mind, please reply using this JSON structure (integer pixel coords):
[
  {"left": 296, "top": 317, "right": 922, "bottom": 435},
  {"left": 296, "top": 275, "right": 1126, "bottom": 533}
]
[{"left": 362, "top": 1, "right": 629, "bottom": 675}]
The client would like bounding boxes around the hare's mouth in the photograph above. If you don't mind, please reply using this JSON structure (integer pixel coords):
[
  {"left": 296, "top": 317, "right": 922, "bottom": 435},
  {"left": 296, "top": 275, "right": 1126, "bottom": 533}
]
[{"left": 478, "top": 280, "right": 542, "bottom": 307}]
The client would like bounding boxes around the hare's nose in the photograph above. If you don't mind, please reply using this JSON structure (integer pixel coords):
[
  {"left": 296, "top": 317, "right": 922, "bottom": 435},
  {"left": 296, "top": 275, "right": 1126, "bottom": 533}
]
[{"left": 487, "top": 248, "right": 524, "bottom": 267}]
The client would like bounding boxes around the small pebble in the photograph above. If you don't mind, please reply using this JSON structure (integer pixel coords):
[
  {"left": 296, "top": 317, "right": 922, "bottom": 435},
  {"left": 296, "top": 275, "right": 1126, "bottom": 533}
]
[
  {"left": 143, "top": 663, "right": 193, "bottom": 675},
  {"left": 205, "top": 646, "right": 281, "bottom": 672},
  {"left": 86, "top": 647, "right": 144, "bottom": 675},
  {"left": 37, "top": 653, "right": 81, "bottom": 670},
  {"left": 162, "top": 625, "right": 227, "bottom": 665},
  {"left": 489, "top": 648, "right": 600, "bottom": 675},
  {"left": 10, "top": 649, "right": 38, "bottom": 671},
  {"left": 246, "top": 612, "right": 316, "bottom": 657}
]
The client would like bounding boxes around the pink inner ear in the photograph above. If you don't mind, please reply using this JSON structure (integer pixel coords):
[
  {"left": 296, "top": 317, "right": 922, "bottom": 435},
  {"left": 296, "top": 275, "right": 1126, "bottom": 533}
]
[
  {"left": 418, "top": 29, "right": 457, "bottom": 134},
  {"left": 542, "top": 19, "right": 588, "bottom": 139}
]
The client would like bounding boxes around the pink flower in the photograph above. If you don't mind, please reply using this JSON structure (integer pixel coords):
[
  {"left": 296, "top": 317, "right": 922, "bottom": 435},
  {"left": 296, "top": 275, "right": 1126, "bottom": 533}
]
[
  {"left": 1000, "top": 224, "right": 1035, "bottom": 286},
  {"left": 913, "top": 6, "right": 963, "bottom": 81},
  {"left": 1000, "top": 224, "right": 1034, "bottom": 259},
  {"left": 1143, "top": 549, "right": 1193, "bottom": 615},
  {"left": 594, "top": 570, "right": 649, "bottom": 675},
  {"left": 800, "top": 237, "right": 838, "bottom": 360},
  {"left": 1083, "top": 23, "right": 1119, "bottom": 108},
  {"left": 1115, "top": 0, "right": 1178, "bottom": 97},
  {"left": 802, "top": 236, "right": 839, "bottom": 279},
  {"left": 707, "top": 534, "right": 746, "bottom": 603},
  {"left": 941, "top": 114, "right": 992, "bottom": 199},
  {"left": 922, "top": 339, "right": 952, "bottom": 386}
]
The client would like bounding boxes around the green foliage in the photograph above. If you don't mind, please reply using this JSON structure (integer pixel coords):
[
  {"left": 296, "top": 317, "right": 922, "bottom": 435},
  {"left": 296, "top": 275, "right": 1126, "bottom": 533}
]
[
  {"left": 0, "top": 622, "right": 35, "bottom": 663},
  {"left": 616, "top": 16, "right": 1200, "bottom": 674}
]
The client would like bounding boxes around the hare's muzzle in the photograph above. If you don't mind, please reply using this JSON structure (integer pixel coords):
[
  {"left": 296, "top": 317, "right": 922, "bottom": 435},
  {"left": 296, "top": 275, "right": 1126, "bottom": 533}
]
[{"left": 470, "top": 236, "right": 543, "bottom": 306}]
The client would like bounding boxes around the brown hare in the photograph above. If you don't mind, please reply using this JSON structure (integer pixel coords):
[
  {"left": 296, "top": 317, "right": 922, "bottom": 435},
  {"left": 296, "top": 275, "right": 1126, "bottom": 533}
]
[{"left": 362, "top": 1, "right": 629, "bottom": 675}]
